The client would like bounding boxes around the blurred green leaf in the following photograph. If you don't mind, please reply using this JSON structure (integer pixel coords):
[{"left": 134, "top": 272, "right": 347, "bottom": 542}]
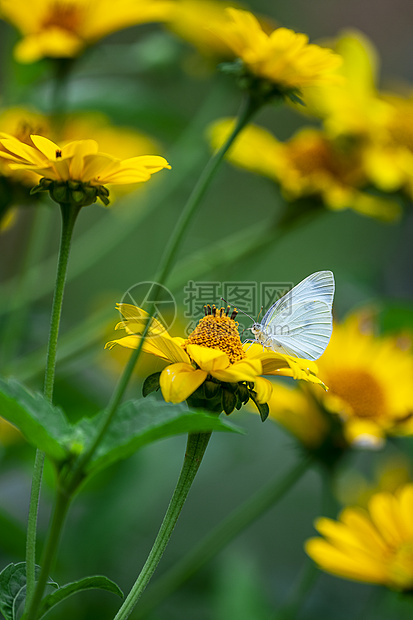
[
  {"left": 0, "top": 509, "right": 26, "bottom": 558},
  {"left": 79, "top": 397, "right": 243, "bottom": 477},
  {"left": 38, "top": 575, "right": 123, "bottom": 618},
  {"left": 0, "top": 378, "right": 71, "bottom": 462},
  {"left": 0, "top": 562, "right": 57, "bottom": 620}
]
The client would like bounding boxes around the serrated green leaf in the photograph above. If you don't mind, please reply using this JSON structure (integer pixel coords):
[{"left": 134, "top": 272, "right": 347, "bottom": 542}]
[
  {"left": 0, "top": 563, "right": 57, "bottom": 620},
  {"left": 78, "top": 397, "right": 243, "bottom": 477},
  {"left": 38, "top": 575, "right": 123, "bottom": 618},
  {"left": 0, "top": 378, "right": 72, "bottom": 461}
]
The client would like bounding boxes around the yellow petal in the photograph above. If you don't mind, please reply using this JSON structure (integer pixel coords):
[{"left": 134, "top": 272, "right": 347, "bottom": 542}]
[
  {"left": 160, "top": 364, "right": 207, "bottom": 403},
  {"left": 30, "top": 135, "right": 62, "bottom": 160},
  {"left": 368, "top": 492, "right": 405, "bottom": 547},
  {"left": 105, "top": 334, "right": 190, "bottom": 364},
  {"left": 186, "top": 344, "right": 230, "bottom": 372},
  {"left": 305, "top": 538, "right": 387, "bottom": 584},
  {"left": 211, "top": 359, "right": 262, "bottom": 383},
  {"left": 254, "top": 376, "right": 273, "bottom": 403}
]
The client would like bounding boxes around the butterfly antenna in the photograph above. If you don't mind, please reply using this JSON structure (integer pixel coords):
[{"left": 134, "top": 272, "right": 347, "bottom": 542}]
[
  {"left": 220, "top": 297, "right": 255, "bottom": 322},
  {"left": 257, "top": 305, "right": 263, "bottom": 321}
]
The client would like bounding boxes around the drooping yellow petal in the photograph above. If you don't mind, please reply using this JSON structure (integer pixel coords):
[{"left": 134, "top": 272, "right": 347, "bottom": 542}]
[
  {"left": 186, "top": 344, "right": 230, "bottom": 372},
  {"left": 253, "top": 376, "right": 273, "bottom": 403},
  {"left": 160, "top": 363, "right": 207, "bottom": 403}
]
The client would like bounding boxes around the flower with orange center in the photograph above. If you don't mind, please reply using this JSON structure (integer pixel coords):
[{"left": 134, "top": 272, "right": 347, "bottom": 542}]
[
  {"left": 0, "top": 133, "right": 171, "bottom": 207},
  {"left": 105, "top": 303, "right": 325, "bottom": 417},
  {"left": 208, "top": 8, "right": 341, "bottom": 98},
  {"left": 208, "top": 118, "right": 401, "bottom": 221},
  {"left": 0, "top": 0, "right": 173, "bottom": 63},
  {"left": 305, "top": 483, "right": 413, "bottom": 591},
  {"left": 267, "top": 311, "right": 413, "bottom": 449}
]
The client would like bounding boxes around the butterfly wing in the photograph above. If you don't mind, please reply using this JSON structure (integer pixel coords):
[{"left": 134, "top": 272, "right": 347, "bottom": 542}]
[{"left": 259, "top": 271, "right": 335, "bottom": 360}]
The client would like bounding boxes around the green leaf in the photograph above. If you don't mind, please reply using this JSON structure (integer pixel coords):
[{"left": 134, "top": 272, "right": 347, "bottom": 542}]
[
  {"left": 78, "top": 397, "right": 243, "bottom": 477},
  {"left": 0, "top": 378, "right": 72, "bottom": 462},
  {"left": 38, "top": 575, "right": 123, "bottom": 618},
  {"left": 0, "top": 562, "right": 57, "bottom": 620}
]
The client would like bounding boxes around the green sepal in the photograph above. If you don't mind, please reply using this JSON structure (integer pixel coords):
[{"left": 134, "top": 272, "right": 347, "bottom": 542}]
[
  {"left": 0, "top": 562, "right": 58, "bottom": 620},
  {"left": 37, "top": 575, "right": 123, "bottom": 619},
  {"left": 249, "top": 392, "right": 270, "bottom": 422},
  {"left": 142, "top": 372, "right": 161, "bottom": 397},
  {"left": 0, "top": 377, "right": 72, "bottom": 462},
  {"left": 222, "top": 389, "right": 237, "bottom": 415},
  {"left": 204, "top": 379, "right": 221, "bottom": 399}
]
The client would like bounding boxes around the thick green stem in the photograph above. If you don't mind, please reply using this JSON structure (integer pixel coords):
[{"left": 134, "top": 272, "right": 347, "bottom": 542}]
[
  {"left": 114, "top": 432, "right": 212, "bottom": 620},
  {"left": 135, "top": 456, "right": 311, "bottom": 618},
  {"left": 24, "top": 203, "right": 80, "bottom": 615}
]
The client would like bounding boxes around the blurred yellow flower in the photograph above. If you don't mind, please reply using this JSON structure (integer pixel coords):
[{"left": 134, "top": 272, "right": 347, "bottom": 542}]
[
  {"left": 105, "top": 303, "right": 324, "bottom": 415},
  {"left": 303, "top": 30, "right": 390, "bottom": 138},
  {"left": 0, "top": 0, "right": 173, "bottom": 63},
  {"left": 336, "top": 455, "right": 412, "bottom": 508},
  {"left": 165, "top": 0, "right": 237, "bottom": 58},
  {"left": 267, "top": 312, "right": 413, "bottom": 449},
  {"left": 0, "top": 133, "right": 171, "bottom": 205},
  {"left": 209, "top": 118, "right": 400, "bottom": 221},
  {"left": 306, "top": 483, "right": 413, "bottom": 590},
  {"left": 209, "top": 8, "right": 341, "bottom": 93},
  {"left": 303, "top": 31, "right": 413, "bottom": 198}
]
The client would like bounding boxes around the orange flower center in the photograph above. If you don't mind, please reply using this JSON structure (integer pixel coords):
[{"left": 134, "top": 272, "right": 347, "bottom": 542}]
[
  {"left": 42, "top": 2, "right": 83, "bottom": 33},
  {"left": 184, "top": 305, "right": 246, "bottom": 364},
  {"left": 326, "top": 368, "right": 386, "bottom": 419}
]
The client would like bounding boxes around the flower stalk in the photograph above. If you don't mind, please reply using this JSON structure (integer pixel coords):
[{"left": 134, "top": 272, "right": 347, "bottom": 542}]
[
  {"left": 134, "top": 456, "right": 312, "bottom": 618},
  {"left": 72, "top": 91, "right": 263, "bottom": 477},
  {"left": 114, "top": 432, "right": 212, "bottom": 620},
  {"left": 24, "top": 202, "right": 81, "bottom": 615}
]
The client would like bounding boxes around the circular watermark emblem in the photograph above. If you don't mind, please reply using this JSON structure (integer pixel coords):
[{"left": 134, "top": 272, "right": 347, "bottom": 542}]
[{"left": 119, "top": 281, "right": 176, "bottom": 336}]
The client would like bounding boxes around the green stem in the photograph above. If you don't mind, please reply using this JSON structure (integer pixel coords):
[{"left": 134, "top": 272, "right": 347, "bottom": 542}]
[
  {"left": 12, "top": 203, "right": 323, "bottom": 383},
  {"left": 43, "top": 204, "right": 80, "bottom": 401},
  {"left": 0, "top": 84, "right": 226, "bottom": 318},
  {"left": 70, "top": 92, "right": 262, "bottom": 481},
  {"left": 114, "top": 432, "right": 212, "bottom": 620},
  {"left": 24, "top": 487, "right": 71, "bottom": 620},
  {"left": 135, "top": 456, "right": 311, "bottom": 619},
  {"left": 24, "top": 202, "right": 80, "bottom": 615}
]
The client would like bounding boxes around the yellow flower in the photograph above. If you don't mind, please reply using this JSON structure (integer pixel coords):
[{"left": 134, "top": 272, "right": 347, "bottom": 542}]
[
  {"left": 303, "top": 30, "right": 390, "bottom": 138},
  {"left": 267, "top": 312, "right": 413, "bottom": 449},
  {"left": 0, "top": 417, "right": 22, "bottom": 446},
  {"left": 0, "top": 0, "right": 173, "bottom": 63},
  {"left": 164, "top": 0, "right": 237, "bottom": 59},
  {"left": 209, "top": 118, "right": 401, "bottom": 221},
  {"left": 302, "top": 31, "right": 413, "bottom": 198},
  {"left": 105, "top": 303, "right": 324, "bottom": 415},
  {"left": 209, "top": 8, "right": 341, "bottom": 93},
  {"left": 0, "top": 133, "right": 171, "bottom": 206},
  {"left": 305, "top": 483, "right": 413, "bottom": 590},
  {"left": 264, "top": 383, "right": 330, "bottom": 449}
]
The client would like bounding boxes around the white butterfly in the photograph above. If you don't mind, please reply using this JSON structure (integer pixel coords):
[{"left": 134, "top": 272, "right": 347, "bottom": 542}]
[{"left": 250, "top": 270, "right": 335, "bottom": 360}]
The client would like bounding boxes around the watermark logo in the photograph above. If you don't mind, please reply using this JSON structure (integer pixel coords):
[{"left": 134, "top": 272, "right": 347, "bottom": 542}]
[
  {"left": 118, "top": 280, "right": 294, "bottom": 338},
  {"left": 119, "top": 281, "right": 176, "bottom": 336},
  {"left": 183, "top": 280, "right": 293, "bottom": 326}
]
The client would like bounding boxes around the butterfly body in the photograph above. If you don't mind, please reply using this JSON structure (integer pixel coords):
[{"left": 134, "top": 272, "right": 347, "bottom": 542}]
[{"left": 250, "top": 271, "right": 335, "bottom": 361}]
